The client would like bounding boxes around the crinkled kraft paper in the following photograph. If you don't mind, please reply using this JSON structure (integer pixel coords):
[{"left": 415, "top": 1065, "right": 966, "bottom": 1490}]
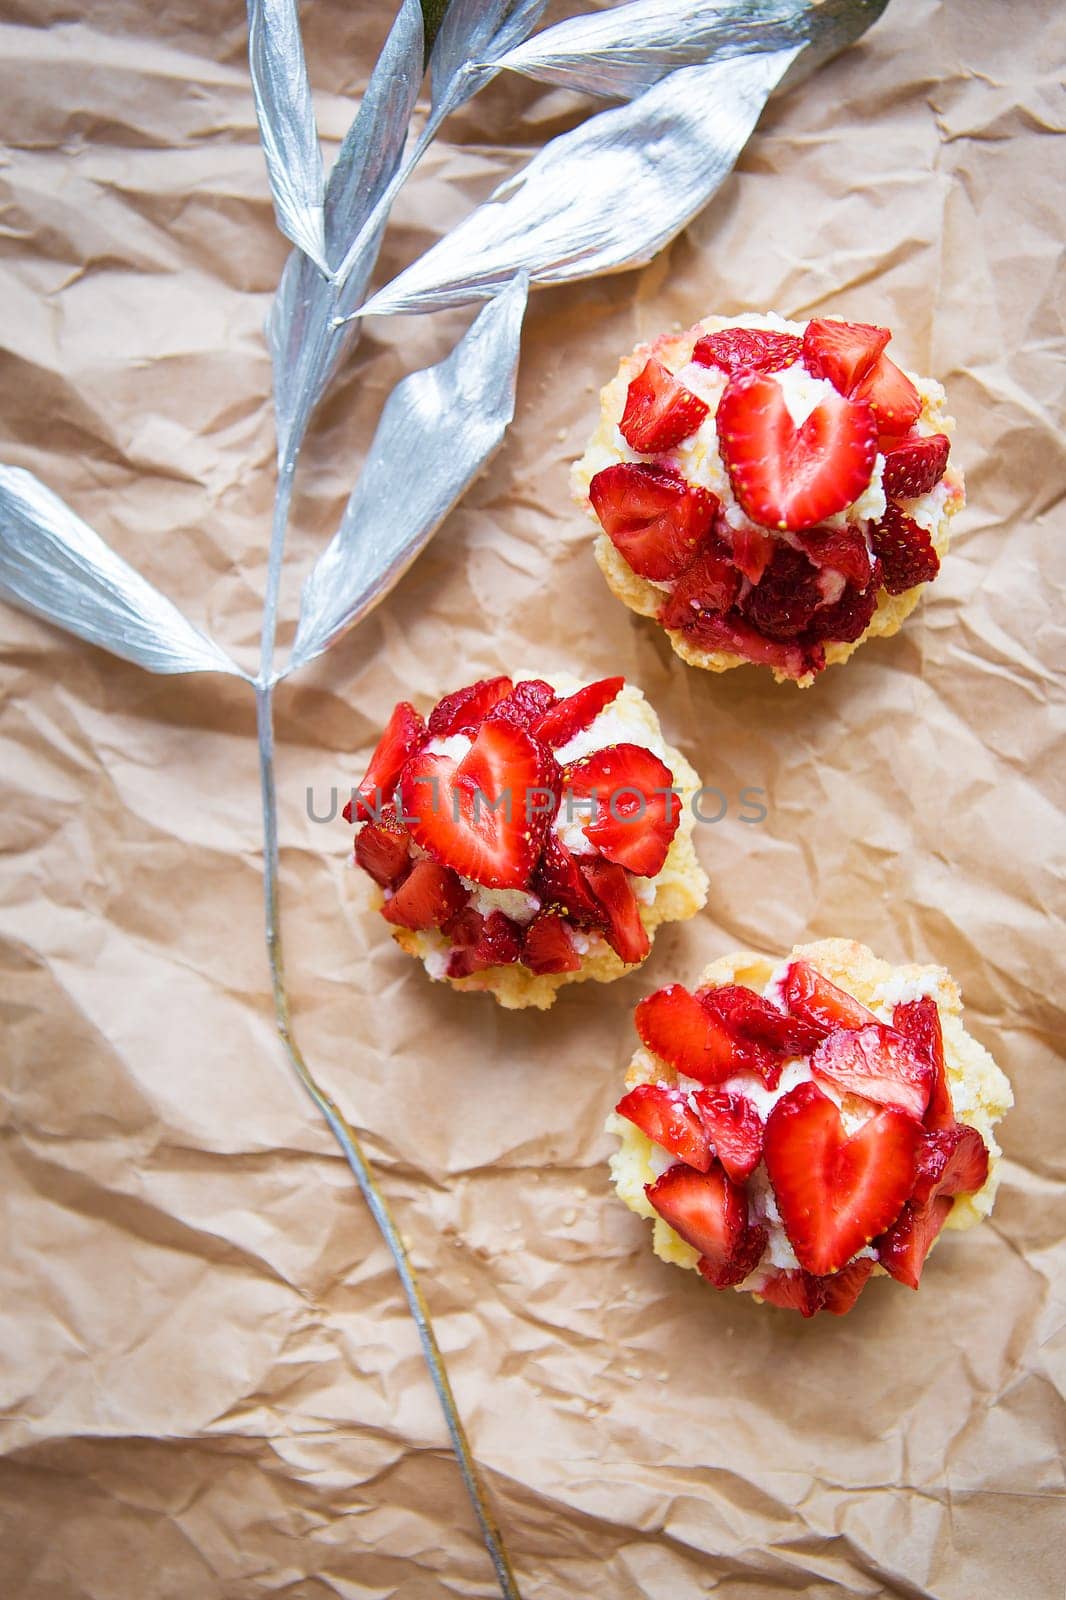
[{"left": 1, "top": 2, "right": 1063, "bottom": 1597}]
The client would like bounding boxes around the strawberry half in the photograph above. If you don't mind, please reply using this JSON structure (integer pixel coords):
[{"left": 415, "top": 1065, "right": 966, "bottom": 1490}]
[
  {"left": 532, "top": 832, "right": 603, "bottom": 926},
  {"left": 521, "top": 910, "right": 581, "bottom": 975},
  {"left": 783, "top": 961, "right": 879, "bottom": 1035},
  {"left": 615, "top": 1084, "right": 712, "bottom": 1173},
  {"left": 811, "top": 1023, "right": 933, "bottom": 1120},
  {"left": 579, "top": 859, "right": 650, "bottom": 965},
  {"left": 820, "top": 1256, "right": 876, "bottom": 1316},
  {"left": 893, "top": 997, "right": 954, "bottom": 1130},
  {"left": 564, "top": 744, "right": 680, "bottom": 877},
  {"left": 716, "top": 372, "right": 878, "bottom": 532},
  {"left": 446, "top": 909, "right": 522, "bottom": 977},
  {"left": 763, "top": 1081, "right": 922, "bottom": 1275},
  {"left": 346, "top": 701, "right": 426, "bottom": 824},
  {"left": 589, "top": 463, "right": 719, "bottom": 581},
  {"left": 692, "top": 1090, "right": 764, "bottom": 1183},
  {"left": 692, "top": 327, "right": 803, "bottom": 377},
  {"left": 400, "top": 720, "right": 555, "bottom": 890},
  {"left": 486, "top": 679, "right": 556, "bottom": 730},
  {"left": 532, "top": 676, "right": 624, "bottom": 749},
  {"left": 381, "top": 860, "right": 467, "bottom": 931},
  {"left": 870, "top": 503, "right": 940, "bottom": 594},
  {"left": 619, "top": 358, "right": 709, "bottom": 453},
  {"left": 428, "top": 676, "right": 513, "bottom": 737},
  {"left": 635, "top": 983, "right": 738, "bottom": 1085},
  {"left": 794, "top": 525, "right": 874, "bottom": 589},
  {"left": 657, "top": 543, "right": 742, "bottom": 629},
  {"left": 354, "top": 810, "right": 411, "bottom": 888},
  {"left": 881, "top": 432, "right": 950, "bottom": 499},
  {"left": 876, "top": 1195, "right": 952, "bottom": 1290},
  {"left": 645, "top": 1162, "right": 749, "bottom": 1282},
  {"left": 698, "top": 1221, "right": 769, "bottom": 1290},
  {"left": 757, "top": 1269, "right": 826, "bottom": 1318},
  {"left": 802, "top": 319, "right": 890, "bottom": 395},
  {"left": 853, "top": 355, "right": 921, "bottom": 434}
]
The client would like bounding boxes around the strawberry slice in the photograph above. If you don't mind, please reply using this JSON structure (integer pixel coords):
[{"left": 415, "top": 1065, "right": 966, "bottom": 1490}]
[
  {"left": 698, "top": 1221, "right": 769, "bottom": 1289},
  {"left": 588, "top": 463, "right": 719, "bottom": 581},
  {"left": 876, "top": 1195, "right": 952, "bottom": 1290},
  {"left": 615, "top": 1084, "right": 712, "bottom": 1173},
  {"left": 912, "top": 1121, "right": 989, "bottom": 1205},
  {"left": 692, "top": 327, "right": 803, "bottom": 377},
  {"left": 657, "top": 543, "right": 742, "bottom": 630},
  {"left": 783, "top": 961, "right": 879, "bottom": 1035},
  {"left": 699, "top": 984, "right": 824, "bottom": 1073},
  {"left": 802, "top": 319, "right": 890, "bottom": 395},
  {"left": 893, "top": 997, "right": 954, "bottom": 1130},
  {"left": 692, "top": 1090, "right": 764, "bottom": 1183},
  {"left": 757, "top": 1269, "right": 826, "bottom": 1318},
  {"left": 400, "top": 720, "right": 555, "bottom": 890},
  {"left": 661, "top": 603, "right": 826, "bottom": 680},
  {"left": 381, "top": 860, "right": 467, "bottom": 931},
  {"left": 446, "top": 909, "right": 522, "bottom": 977},
  {"left": 870, "top": 503, "right": 940, "bottom": 593},
  {"left": 532, "top": 676, "right": 624, "bottom": 748},
  {"left": 563, "top": 744, "right": 680, "bottom": 877},
  {"left": 820, "top": 1256, "right": 876, "bottom": 1315},
  {"left": 794, "top": 525, "right": 874, "bottom": 589},
  {"left": 716, "top": 372, "right": 877, "bottom": 533},
  {"left": 532, "top": 832, "right": 603, "bottom": 926},
  {"left": 428, "top": 676, "right": 513, "bottom": 737},
  {"left": 521, "top": 910, "right": 581, "bottom": 975},
  {"left": 881, "top": 432, "right": 950, "bottom": 498},
  {"left": 853, "top": 355, "right": 921, "bottom": 434},
  {"left": 619, "top": 357, "right": 709, "bottom": 453},
  {"left": 486, "top": 679, "right": 556, "bottom": 730},
  {"left": 580, "top": 859, "right": 650, "bottom": 964},
  {"left": 346, "top": 701, "right": 426, "bottom": 823},
  {"left": 811, "top": 1023, "right": 933, "bottom": 1120},
  {"left": 354, "top": 809, "right": 411, "bottom": 888},
  {"left": 645, "top": 1162, "right": 749, "bottom": 1282},
  {"left": 635, "top": 983, "right": 738, "bottom": 1084},
  {"left": 763, "top": 1081, "right": 922, "bottom": 1275},
  {"left": 728, "top": 523, "right": 776, "bottom": 583}
]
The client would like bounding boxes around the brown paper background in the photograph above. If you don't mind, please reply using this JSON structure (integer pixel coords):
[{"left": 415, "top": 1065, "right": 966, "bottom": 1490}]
[{"left": 2, "top": 1, "right": 1064, "bottom": 1595}]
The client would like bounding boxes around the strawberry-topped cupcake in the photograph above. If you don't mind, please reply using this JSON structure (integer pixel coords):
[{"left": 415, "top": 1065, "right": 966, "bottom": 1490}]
[
  {"left": 344, "top": 673, "right": 708, "bottom": 1009},
  {"left": 608, "top": 940, "right": 1012, "bottom": 1315},
  {"left": 573, "top": 314, "right": 963, "bottom": 686}
]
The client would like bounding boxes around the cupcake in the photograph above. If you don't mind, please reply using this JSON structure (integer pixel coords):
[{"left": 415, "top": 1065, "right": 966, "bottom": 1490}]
[
  {"left": 608, "top": 939, "right": 1011, "bottom": 1315},
  {"left": 573, "top": 314, "right": 963, "bottom": 686},
  {"left": 344, "top": 673, "right": 708, "bottom": 1009}
]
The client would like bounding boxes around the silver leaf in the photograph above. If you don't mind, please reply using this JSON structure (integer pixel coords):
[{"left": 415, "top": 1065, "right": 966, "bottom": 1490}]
[
  {"left": 429, "top": 0, "right": 550, "bottom": 117},
  {"left": 287, "top": 274, "right": 528, "bottom": 673},
  {"left": 247, "top": 0, "right": 328, "bottom": 275},
  {"left": 359, "top": 49, "right": 798, "bottom": 318},
  {"left": 0, "top": 467, "right": 244, "bottom": 678},
  {"left": 493, "top": 0, "right": 888, "bottom": 102}
]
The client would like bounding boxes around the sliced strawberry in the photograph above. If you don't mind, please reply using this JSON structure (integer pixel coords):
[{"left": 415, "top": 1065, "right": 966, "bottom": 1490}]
[
  {"left": 532, "top": 676, "right": 624, "bottom": 749},
  {"left": 794, "top": 525, "right": 874, "bottom": 589},
  {"left": 853, "top": 355, "right": 921, "bottom": 434},
  {"left": 812, "top": 1023, "right": 932, "bottom": 1120},
  {"left": 692, "top": 1090, "right": 764, "bottom": 1183},
  {"left": 588, "top": 463, "right": 719, "bottom": 581},
  {"left": 802, "top": 319, "right": 890, "bottom": 395},
  {"left": 400, "top": 720, "right": 555, "bottom": 890},
  {"left": 716, "top": 372, "right": 877, "bottom": 533},
  {"left": 727, "top": 523, "right": 776, "bottom": 583},
  {"left": 692, "top": 327, "right": 803, "bottom": 377},
  {"left": 893, "top": 997, "right": 954, "bottom": 1130},
  {"left": 634, "top": 983, "right": 737, "bottom": 1085},
  {"left": 347, "top": 701, "right": 426, "bottom": 824},
  {"left": 619, "top": 357, "right": 709, "bottom": 453},
  {"left": 911, "top": 1122, "right": 989, "bottom": 1206},
  {"left": 615, "top": 1084, "right": 712, "bottom": 1173},
  {"left": 427, "top": 676, "right": 513, "bottom": 737},
  {"left": 521, "top": 910, "right": 581, "bottom": 975},
  {"left": 783, "top": 961, "right": 879, "bottom": 1035},
  {"left": 764, "top": 1081, "right": 922, "bottom": 1275},
  {"left": 381, "top": 860, "right": 467, "bottom": 931},
  {"left": 870, "top": 503, "right": 940, "bottom": 594},
  {"left": 741, "top": 545, "right": 824, "bottom": 640},
  {"left": 881, "top": 432, "right": 950, "bottom": 499},
  {"left": 661, "top": 603, "right": 826, "bottom": 680},
  {"left": 354, "top": 809, "right": 411, "bottom": 888},
  {"left": 757, "top": 1269, "right": 826, "bottom": 1318},
  {"left": 820, "top": 1256, "right": 876, "bottom": 1315},
  {"left": 805, "top": 579, "right": 879, "bottom": 644},
  {"left": 698, "top": 1221, "right": 769, "bottom": 1289},
  {"left": 657, "top": 543, "right": 741, "bottom": 629},
  {"left": 580, "top": 859, "right": 650, "bottom": 965},
  {"left": 563, "top": 744, "right": 680, "bottom": 878},
  {"left": 699, "top": 983, "right": 824, "bottom": 1067},
  {"left": 446, "top": 909, "right": 522, "bottom": 977},
  {"left": 486, "top": 679, "right": 556, "bottom": 730},
  {"left": 645, "top": 1162, "right": 748, "bottom": 1281},
  {"left": 532, "top": 832, "right": 603, "bottom": 926},
  {"left": 876, "top": 1195, "right": 952, "bottom": 1290}
]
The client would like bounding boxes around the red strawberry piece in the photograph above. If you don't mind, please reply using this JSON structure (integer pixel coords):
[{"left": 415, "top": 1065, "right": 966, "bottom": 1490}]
[
  {"left": 580, "top": 859, "right": 650, "bottom": 965},
  {"left": 645, "top": 1162, "right": 749, "bottom": 1282},
  {"left": 881, "top": 432, "right": 950, "bottom": 499},
  {"left": 757, "top": 1268, "right": 826, "bottom": 1318},
  {"left": 588, "top": 463, "right": 719, "bottom": 581},
  {"left": 728, "top": 523, "right": 776, "bottom": 583},
  {"left": 692, "top": 1090, "right": 764, "bottom": 1183},
  {"left": 486, "top": 679, "right": 557, "bottom": 730},
  {"left": 532, "top": 676, "right": 624, "bottom": 748},
  {"left": 400, "top": 720, "right": 555, "bottom": 890},
  {"left": 615, "top": 1084, "right": 712, "bottom": 1173},
  {"left": 663, "top": 603, "right": 826, "bottom": 680},
  {"left": 763, "top": 1080, "right": 922, "bottom": 1275},
  {"left": 893, "top": 997, "right": 954, "bottom": 1130},
  {"left": 657, "top": 543, "right": 742, "bottom": 630},
  {"left": 635, "top": 983, "right": 738, "bottom": 1085},
  {"left": 812, "top": 1023, "right": 933, "bottom": 1120},
  {"left": 794, "top": 525, "right": 874, "bottom": 589},
  {"left": 381, "top": 860, "right": 467, "bottom": 931},
  {"left": 853, "top": 355, "right": 921, "bottom": 434},
  {"left": 692, "top": 327, "right": 803, "bottom": 377},
  {"left": 802, "top": 319, "right": 890, "bottom": 395},
  {"left": 698, "top": 1221, "right": 769, "bottom": 1290},
  {"left": 870, "top": 503, "right": 940, "bottom": 594},
  {"left": 346, "top": 701, "right": 426, "bottom": 824},
  {"left": 442, "top": 904, "right": 484, "bottom": 948},
  {"left": 699, "top": 983, "right": 824, "bottom": 1070},
  {"left": 741, "top": 545, "right": 825, "bottom": 640},
  {"left": 427, "top": 676, "right": 513, "bottom": 737},
  {"left": 619, "top": 357, "right": 710, "bottom": 453},
  {"left": 532, "top": 832, "right": 603, "bottom": 927},
  {"left": 820, "top": 1256, "right": 876, "bottom": 1315},
  {"left": 783, "top": 961, "right": 879, "bottom": 1035},
  {"left": 876, "top": 1195, "right": 952, "bottom": 1290},
  {"left": 805, "top": 579, "right": 879, "bottom": 645},
  {"left": 911, "top": 1122, "right": 989, "bottom": 1206},
  {"left": 521, "top": 910, "right": 581, "bottom": 975},
  {"left": 354, "top": 809, "right": 411, "bottom": 888},
  {"left": 446, "top": 909, "right": 523, "bottom": 977},
  {"left": 716, "top": 372, "right": 878, "bottom": 533},
  {"left": 563, "top": 744, "right": 680, "bottom": 877}
]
